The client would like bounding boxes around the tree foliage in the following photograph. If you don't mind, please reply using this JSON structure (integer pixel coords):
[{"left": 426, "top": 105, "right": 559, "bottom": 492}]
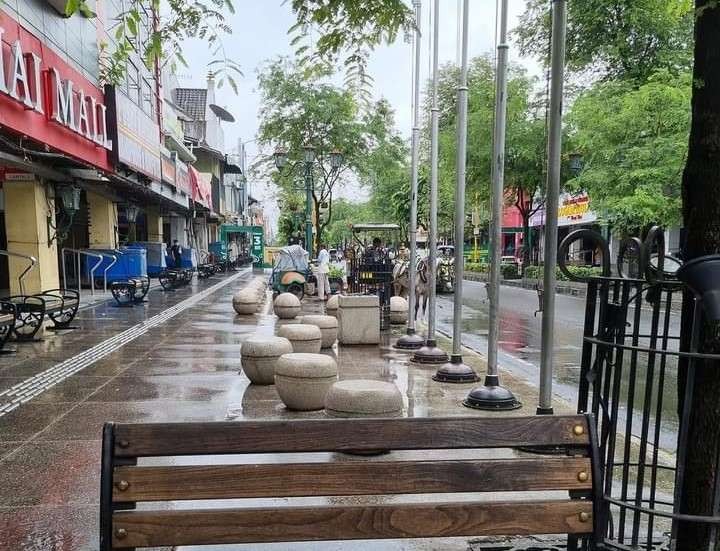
[
  {"left": 514, "top": 0, "right": 694, "bottom": 81},
  {"left": 256, "top": 60, "right": 406, "bottom": 252},
  {"left": 288, "top": 0, "right": 412, "bottom": 100},
  {"left": 66, "top": 0, "right": 413, "bottom": 94},
  {"left": 566, "top": 70, "right": 691, "bottom": 233},
  {"left": 430, "top": 57, "right": 547, "bottom": 243},
  {"left": 67, "top": 0, "right": 242, "bottom": 87}
]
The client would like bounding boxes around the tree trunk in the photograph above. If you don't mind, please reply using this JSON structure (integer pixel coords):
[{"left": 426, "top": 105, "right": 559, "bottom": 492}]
[
  {"left": 521, "top": 212, "right": 531, "bottom": 276},
  {"left": 677, "top": 3, "right": 720, "bottom": 548}
]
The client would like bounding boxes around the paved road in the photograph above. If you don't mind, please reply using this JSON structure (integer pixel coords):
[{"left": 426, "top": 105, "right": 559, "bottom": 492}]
[{"left": 435, "top": 279, "right": 681, "bottom": 449}]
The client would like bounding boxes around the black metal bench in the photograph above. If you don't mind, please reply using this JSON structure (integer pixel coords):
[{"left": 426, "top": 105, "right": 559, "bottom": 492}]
[
  {"left": 110, "top": 278, "right": 150, "bottom": 307},
  {"left": 8, "top": 289, "right": 80, "bottom": 341},
  {"left": 158, "top": 268, "right": 193, "bottom": 291},
  {"left": 100, "top": 414, "right": 601, "bottom": 550},
  {"left": 0, "top": 301, "right": 16, "bottom": 353}
]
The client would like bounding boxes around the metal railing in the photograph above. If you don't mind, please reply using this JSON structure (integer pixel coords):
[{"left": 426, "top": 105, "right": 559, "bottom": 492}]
[
  {"left": 61, "top": 248, "right": 104, "bottom": 296},
  {"left": 0, "top": 250, "right": 37, "bottom": 295},
  {"left": 94, "top": 251, "right": 119, "bottom": 294}
]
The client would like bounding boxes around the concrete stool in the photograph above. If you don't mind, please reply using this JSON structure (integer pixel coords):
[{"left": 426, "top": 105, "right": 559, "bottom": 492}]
[
  {"left": 325, "top": 294, "right": 339, "bottom": 317},
  {"left": 338, "top": 295, "right": 380, "bottom": 344},
  {"left": 274, "top": 292, "right": 302, "bottom": 319},
  {"left": 389, "top": 296, "right": 409, "bottom": 325},
  {"left": 275, "top": 353, "right": 338, "bottom": 410},
  {"left": 241, "top": 336, "right": 293, "bottom": 385},
  {"left": 301, "top": 314, "right": 338, "bottom": 349},
  {"left": 232, "top": 289, "right": 258, "bottom": 315},
  {"left": 325, "top": 380, "right": 403, "bottom": 417},
  {"left": 277, "top": 323, "right": 322, "bottom": 353}
]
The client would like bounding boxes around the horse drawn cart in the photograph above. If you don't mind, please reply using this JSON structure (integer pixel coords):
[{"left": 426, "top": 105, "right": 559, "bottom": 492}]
[{"left": 347, "top": 224, "right": 400, "bottom": 330}]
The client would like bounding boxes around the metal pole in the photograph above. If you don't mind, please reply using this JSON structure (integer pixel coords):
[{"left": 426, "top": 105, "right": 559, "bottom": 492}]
[
  {"left": 413, "top": 0, "right": 446, "bottom": 364},
  {"left": 395, "top": 0, "right": 424, "bottom": 350},
  {"left": 456, "top": 0, "right": 462, "bottom": 66},
  {"left": 76, "top": 251, "right": 81, "bottom": 296},
  {"left": 463, "top": 0, "right": 519, "bottom": 408},
  {"left": 434, "top": 0, "right": 476, "bottom": 382},
  {"left": 305, "top": 162, "right": 313, "bottom": 255},
  {"left": 538, "top": 0, "right": 567, "bottom": 415}
]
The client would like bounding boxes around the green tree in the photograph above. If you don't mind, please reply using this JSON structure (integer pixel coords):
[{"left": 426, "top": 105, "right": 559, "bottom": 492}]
[
  {"left": 67, "top": 0, "right": 413, "bottom": 92},
  {"left": 515, "top": 0, "right": 693, "bottom": 81},
  {"left": 256, "top": 60, "right": 406, "bottom": 254},
  {"left": 432, "top": 56, "right": 546, "bottom": 255},
  {"left": 288, "top": 0, "right": 412, "bottom": 98},
  {"left": 566, "top": 70, "right": 691, "bottom": 233}
]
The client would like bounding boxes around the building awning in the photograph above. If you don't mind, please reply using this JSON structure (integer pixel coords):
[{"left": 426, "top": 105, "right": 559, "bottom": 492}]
[{"left": 189, "top": 166, "right": 213, "bottom": 210}]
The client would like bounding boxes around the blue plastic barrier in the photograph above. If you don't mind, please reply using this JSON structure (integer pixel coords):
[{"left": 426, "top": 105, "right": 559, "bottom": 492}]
[
  {"left": 128, "top": 242, "right": 167, "bottom": 277},
  {"left": 83, "top": 248, "right": 147, "bottom": 282}
]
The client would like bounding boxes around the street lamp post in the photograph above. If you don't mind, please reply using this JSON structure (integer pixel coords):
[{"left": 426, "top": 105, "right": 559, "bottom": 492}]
[
  {"left": 303, "top": 145, "right": 316, "bottom": 253},
  {"left": 274, "top": 145, "right": 343, "bottom": 254},
  {"left": 413, "top": 0, "right": 447, "bottom": 365},
  {"left": 464, "top": 0, "right": 520, "bottom": 409},
  {"left": 433, "top": 0, "right": 477, "bottom": 383}
]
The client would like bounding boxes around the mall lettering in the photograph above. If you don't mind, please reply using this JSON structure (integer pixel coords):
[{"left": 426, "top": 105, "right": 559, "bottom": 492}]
[{"left": 0, "top": 26, "right": 111, "bottom": 150}]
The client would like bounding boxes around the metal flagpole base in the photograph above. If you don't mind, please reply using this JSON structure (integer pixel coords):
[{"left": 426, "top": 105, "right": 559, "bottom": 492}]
[
  {"left": 433, "top": 354, "right": 478, "bottom": 383},
  {"left": 412, "top": 339, "right": 448, "bottom": 364},
  {"left": 463, "top": 375, "right": 521, "bottom": 410},
  {"left": 394, "top": 328, "right": 424, "bottom": 350}
]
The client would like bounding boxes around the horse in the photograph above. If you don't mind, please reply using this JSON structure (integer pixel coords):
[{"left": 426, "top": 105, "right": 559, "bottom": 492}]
[
  {"left": 414, "top": 257, "right": 430, "bottom": 320},
  {"left": 392, "top": 258, "right": 410, "bottom": 298}
]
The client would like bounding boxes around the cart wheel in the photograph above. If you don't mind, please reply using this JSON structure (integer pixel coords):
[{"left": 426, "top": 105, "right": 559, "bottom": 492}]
[{"left": 287, "top": 283, "right": 304, "bottom": 301}]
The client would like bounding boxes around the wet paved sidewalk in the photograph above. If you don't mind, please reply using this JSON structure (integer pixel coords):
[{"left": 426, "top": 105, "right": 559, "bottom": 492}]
[{"left": 0, "top": 271, "right": 573, "bottom": 551}]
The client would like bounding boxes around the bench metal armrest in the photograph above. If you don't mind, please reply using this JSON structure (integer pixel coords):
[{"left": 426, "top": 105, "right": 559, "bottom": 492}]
[{"left": 39, "top": 288, "right": 80, "bottom": 301}]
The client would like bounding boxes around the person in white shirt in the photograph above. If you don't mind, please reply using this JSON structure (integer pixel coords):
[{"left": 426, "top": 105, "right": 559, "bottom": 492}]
[{"left": 316, "top": 244, "right": 331, "bottom": 301}]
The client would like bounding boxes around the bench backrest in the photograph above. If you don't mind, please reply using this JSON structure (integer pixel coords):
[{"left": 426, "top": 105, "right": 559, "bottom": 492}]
[{"left": 101, "top": 414, "right": 601, "bottom": 549}]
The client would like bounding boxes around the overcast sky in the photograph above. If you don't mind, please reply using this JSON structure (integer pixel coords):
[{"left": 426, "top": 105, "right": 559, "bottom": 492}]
[{"left": 179, "top": 1, "right": 539, "bottom": 228}]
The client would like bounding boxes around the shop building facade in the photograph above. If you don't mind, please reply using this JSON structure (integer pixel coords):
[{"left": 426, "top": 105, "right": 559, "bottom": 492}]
[{"left": 0, "top": 2, "right": 244, "bottom": 296}]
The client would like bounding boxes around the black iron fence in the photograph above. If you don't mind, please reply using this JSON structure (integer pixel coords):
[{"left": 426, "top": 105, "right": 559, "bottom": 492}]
[
  {"left": 561, "top": 227, "right": 720, "bottom": 550},
  {"left": 347, "top": 255, "right": 393, "bottom": 330}
]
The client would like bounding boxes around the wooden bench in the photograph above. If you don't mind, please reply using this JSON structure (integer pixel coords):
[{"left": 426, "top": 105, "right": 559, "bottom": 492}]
[{"left": 100, "top": 414, "right": 601, "bottom": 550}]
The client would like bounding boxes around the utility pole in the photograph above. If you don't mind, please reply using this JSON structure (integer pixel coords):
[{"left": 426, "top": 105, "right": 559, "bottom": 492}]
[
  {"left": 434, "top": 0, "right": 476, "bottom": 383},
  {"left": 538, "top": 0, "right": 567, "bottom": 415},
  {"left": 396, "top": 0, "right": 424, "bottom": 350},
  {"left": 464, "top": 0, "right": 519, "bottom": 409},
  {"left": 413, "top": 0, "right": 446, "bottom": 364}
]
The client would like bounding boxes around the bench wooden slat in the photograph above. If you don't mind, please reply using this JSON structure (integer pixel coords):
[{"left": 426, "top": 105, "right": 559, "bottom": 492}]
[
  {"left": 113, "top": 457, "right": 593, "bottom": 502},
  {"left": 112, "top": 500, "right": 593, "bottom": 547},
  {"left": 113, "top": 415, "right": 590, "bottom": 457}
]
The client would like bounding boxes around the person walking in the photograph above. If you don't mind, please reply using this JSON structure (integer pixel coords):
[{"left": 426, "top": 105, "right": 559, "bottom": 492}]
[
  {"left": 170, "top": 240, "right": 183, "bottom": 268},
  {"left": 316, "top": 243, "right": 331, "bottom": 301}
]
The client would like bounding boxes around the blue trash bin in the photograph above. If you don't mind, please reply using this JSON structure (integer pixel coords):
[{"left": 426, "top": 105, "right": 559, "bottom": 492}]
[{"left": 128, "top": 242, "right": 167, "bottom": 277}]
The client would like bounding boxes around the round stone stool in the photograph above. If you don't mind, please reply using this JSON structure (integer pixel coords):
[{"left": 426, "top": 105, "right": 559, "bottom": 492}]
[
  {"left": 389, "top": 296, "right": 409, "bottom": 324},
  {"left": 240, "top": 336, "right": 293, "bottom": 385},
  {"left": 275, "top": 353, "right": 338, "bottom": 410},
  {"left": 233, "top": 289, "right": 258, "bottom": 315},
  {"left": 277, "top": 324, "right": 322, "bottom": 353},
  {"left": 274, "top": 292, "right": 302, "bottom": 319},
  {"left": 325, "top": 380, "right": 403, "bottom": 417},
  {"left": 325, "top": 294, "right": 339, "bottom": 317},
  {"left": 301, "top": 315, "right": 338, "bottom": 348}
]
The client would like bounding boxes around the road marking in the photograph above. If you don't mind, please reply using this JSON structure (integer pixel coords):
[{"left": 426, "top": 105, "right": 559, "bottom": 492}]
[{"left": 0, "top": 271, "right": 248, "bottom": 417}]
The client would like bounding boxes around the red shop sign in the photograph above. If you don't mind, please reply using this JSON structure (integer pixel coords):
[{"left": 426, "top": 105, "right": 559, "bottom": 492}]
[{"left": 0, "top": 10, "right": 112, "bottom": 172}]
